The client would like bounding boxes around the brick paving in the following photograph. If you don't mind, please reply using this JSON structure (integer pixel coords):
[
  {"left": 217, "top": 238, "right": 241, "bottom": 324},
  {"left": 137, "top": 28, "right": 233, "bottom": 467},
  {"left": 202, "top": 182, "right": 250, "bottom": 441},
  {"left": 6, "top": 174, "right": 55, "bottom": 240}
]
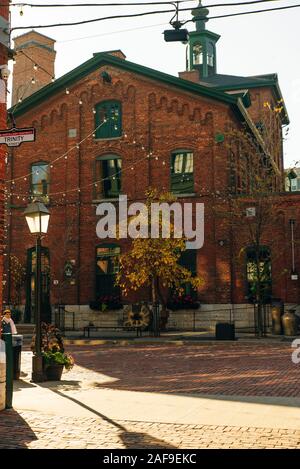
[
  {"left": 68, "top": 342, "right": 300, "bottom": 397},
  {"left": 1, "top": 409, "right": 300, "bottom": 449},
  {"left": 0, "top": 342, "right": 300, "bottom": 449}
]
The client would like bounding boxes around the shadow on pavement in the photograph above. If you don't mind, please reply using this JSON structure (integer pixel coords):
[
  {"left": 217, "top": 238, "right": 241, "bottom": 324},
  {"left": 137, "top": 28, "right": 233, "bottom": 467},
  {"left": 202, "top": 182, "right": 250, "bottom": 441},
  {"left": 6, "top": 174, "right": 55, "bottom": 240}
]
[
  {"left": 13, "top": 379, "right": 36, "bottom": 392},
  {"left": 0, "top": 409, "right": 38, "bottom": 449},
  {"left": 67, "top": 343, "right": 300, "bottom": 403},
  {"left": 50, "top": 388, "right": 175, "bottom": 449}
]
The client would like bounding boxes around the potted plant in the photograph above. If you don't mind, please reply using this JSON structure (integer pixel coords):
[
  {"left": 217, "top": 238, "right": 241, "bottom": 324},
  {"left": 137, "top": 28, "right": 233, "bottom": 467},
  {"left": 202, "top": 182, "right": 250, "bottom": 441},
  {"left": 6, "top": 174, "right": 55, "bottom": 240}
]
[
  {"left": 31, "top": 323, "right": 75, "bottom": 381},
  {"left": 42, "top": 348, "right": 74, "bottom": 381}
]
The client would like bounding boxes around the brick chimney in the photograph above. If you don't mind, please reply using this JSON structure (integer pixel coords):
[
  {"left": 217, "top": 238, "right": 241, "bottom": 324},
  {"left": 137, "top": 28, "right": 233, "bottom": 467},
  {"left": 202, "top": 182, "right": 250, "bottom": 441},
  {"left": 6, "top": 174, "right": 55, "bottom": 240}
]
[{"left": 12, "top": 30, "right": 56, "bottom": 105}]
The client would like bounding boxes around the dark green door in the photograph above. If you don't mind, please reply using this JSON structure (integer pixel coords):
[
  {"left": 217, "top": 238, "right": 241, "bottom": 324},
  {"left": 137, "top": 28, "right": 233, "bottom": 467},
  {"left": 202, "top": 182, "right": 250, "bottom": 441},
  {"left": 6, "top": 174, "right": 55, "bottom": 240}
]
[{"left": 25, "top": 247, "right": 51, "bottom": 323}]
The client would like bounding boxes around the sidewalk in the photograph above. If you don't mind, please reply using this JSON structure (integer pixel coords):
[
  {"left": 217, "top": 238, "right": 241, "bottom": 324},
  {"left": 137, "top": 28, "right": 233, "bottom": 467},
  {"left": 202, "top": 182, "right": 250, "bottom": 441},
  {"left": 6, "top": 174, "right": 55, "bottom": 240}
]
[
  {"left": 1, "top": 344, "right": 299, "bottom": 449},
  {"left": 62, "top": 330, "right": 295, "bottom": 347}
]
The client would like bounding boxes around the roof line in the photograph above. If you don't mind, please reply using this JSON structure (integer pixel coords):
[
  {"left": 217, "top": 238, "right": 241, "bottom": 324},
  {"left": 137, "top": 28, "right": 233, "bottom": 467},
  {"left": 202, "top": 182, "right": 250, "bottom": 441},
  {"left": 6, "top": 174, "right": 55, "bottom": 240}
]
[{"left": 10, "top": 52, "right": 239, "bottom": 117}]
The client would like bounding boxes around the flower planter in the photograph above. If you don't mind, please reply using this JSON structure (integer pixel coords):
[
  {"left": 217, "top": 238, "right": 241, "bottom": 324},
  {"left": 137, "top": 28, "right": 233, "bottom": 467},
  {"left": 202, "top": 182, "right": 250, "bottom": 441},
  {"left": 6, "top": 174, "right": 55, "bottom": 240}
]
[
  {"left": 282, "top": 310, "right": 297, "bottom": 337},
  {"left": 44, "top": 364, "right": 64, "bottom": 381}
]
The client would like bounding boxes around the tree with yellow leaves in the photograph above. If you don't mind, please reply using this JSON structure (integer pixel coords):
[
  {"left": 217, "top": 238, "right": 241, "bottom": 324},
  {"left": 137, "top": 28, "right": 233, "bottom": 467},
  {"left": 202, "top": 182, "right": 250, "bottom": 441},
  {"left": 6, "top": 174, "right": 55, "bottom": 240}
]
[{"left": 116, "top": 189, "right": 202, "bottom": 323}]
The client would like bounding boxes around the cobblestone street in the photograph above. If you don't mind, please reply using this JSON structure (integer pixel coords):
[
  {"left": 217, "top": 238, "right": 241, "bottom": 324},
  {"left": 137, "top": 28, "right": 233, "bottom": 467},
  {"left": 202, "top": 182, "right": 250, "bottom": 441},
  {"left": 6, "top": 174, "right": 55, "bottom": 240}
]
[{"left": 1, "top": 341, "right": 300, "bottom": 449}]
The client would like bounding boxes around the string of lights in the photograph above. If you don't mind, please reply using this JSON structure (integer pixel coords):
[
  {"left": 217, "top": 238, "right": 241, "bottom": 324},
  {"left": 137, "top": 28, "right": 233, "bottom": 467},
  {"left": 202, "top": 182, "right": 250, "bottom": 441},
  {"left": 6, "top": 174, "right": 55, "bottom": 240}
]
[
  {"left": 17, "top": 50, "right": 55, "bottom": 82},
  {"left": 6, "top": 114, "right": 108, "bottom": 185}
]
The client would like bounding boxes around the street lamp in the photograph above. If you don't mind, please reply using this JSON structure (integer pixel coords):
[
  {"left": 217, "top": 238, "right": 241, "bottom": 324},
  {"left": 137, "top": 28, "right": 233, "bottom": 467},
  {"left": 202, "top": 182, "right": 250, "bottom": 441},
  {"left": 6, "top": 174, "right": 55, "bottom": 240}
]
[{"left": 24, "top": 201, "right": 50, "bottom": 382}]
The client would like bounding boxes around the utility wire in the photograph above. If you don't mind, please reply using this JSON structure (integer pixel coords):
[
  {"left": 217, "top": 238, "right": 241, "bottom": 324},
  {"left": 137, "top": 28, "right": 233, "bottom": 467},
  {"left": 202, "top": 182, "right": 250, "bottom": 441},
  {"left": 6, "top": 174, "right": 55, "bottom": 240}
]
[
  {"left": 184, "top": 2, "right": 300, "bottom": 24},
  {"left": 3, "top": 1, "right": 195, "bottom": 6},
  {"left": 5, "top": 0, "right": 284, "bottom": 7},
  {"left": 10, "top": 1, "right": 299, "bottom": 31}
]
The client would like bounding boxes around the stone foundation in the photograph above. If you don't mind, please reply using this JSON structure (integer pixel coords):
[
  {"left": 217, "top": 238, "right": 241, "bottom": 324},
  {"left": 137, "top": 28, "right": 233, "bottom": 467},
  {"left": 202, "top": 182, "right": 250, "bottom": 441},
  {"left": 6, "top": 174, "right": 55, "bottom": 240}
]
[{"left": 60, "top": 303, "right": 257, "bottom": 331}]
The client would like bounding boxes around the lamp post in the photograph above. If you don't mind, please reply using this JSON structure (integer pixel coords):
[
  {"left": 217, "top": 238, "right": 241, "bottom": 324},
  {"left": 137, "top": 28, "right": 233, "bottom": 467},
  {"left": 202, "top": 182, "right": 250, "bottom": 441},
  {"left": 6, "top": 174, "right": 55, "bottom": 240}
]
[{"left": 24, "top": 201, "right": 50, "bottom": 383}]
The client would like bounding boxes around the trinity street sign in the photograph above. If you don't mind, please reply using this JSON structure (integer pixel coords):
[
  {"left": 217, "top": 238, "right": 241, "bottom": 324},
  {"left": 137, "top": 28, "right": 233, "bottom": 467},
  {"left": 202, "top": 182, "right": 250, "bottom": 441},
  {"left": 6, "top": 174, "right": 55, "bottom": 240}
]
[{"left": 0, "top": 127, "right": 35, "bottom": 147}]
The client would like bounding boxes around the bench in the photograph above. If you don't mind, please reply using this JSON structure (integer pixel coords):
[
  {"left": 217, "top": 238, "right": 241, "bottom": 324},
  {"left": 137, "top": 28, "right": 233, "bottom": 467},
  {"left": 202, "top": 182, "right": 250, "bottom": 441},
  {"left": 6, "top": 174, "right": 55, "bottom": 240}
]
[{"left": 83, "top": 325, "right": 143, "bottom": 338}]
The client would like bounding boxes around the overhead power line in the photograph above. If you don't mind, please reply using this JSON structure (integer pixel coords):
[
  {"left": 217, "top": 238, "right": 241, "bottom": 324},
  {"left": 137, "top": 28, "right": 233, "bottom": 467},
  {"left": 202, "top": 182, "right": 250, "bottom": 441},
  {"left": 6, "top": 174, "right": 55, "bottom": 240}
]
[
  {"left": 7, "top": 0, "right": 286, "bottom": 8},
  {"left": 10, "top": 1, "right": 300, "bottom": 31}
]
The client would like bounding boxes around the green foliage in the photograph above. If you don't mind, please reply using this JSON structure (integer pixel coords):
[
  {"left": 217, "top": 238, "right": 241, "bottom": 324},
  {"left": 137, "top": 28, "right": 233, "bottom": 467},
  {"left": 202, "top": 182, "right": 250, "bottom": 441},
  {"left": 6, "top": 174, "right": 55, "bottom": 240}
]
[{"left": 42, "top": 350, "right": 74, "bottom": 371}]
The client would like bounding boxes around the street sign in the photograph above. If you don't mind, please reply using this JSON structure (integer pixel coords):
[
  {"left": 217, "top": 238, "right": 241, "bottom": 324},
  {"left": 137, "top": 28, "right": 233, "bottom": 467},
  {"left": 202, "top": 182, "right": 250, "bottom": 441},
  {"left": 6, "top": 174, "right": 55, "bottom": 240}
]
[{"left": 0, "top": 127, "right": 35, "bottom": 147}]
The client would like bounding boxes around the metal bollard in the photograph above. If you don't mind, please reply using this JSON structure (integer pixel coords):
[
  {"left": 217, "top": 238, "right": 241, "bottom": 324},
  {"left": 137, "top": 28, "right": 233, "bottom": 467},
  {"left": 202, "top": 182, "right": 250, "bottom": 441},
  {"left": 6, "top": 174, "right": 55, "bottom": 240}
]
[{"left": 2, "top": 333, "right": 13, "bottom": 409}]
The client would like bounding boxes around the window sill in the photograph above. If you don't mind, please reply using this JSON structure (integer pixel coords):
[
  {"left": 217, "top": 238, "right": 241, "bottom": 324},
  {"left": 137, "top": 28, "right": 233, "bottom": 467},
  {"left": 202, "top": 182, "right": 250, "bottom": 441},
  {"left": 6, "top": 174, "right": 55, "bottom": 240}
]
[
  {"left": 92, "top": 198, "right": 120, "bottom": 203},
  {"left": 173, "top": 193, "right": 196, "bottom": 198},
  {"left": 94, "top": 136, "right": 122, "bottom": 142}
]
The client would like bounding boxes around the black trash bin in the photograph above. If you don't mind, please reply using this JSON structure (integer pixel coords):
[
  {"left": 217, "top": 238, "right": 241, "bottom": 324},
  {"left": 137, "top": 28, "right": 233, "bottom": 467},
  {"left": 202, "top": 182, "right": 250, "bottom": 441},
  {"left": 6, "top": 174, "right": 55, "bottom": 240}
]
[
  {"left": 215, "top": 323, "right": 235, "bottom": 340},
  {"left": 12, "top": 335, "right": 23, "bottom": 380}
]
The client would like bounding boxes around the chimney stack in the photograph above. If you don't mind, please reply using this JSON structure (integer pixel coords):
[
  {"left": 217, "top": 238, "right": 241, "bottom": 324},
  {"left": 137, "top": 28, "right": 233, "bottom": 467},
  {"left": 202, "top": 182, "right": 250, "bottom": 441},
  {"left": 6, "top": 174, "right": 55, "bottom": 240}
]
[{"left": 12, "top": 30, "right": 56, "bottom": 106}]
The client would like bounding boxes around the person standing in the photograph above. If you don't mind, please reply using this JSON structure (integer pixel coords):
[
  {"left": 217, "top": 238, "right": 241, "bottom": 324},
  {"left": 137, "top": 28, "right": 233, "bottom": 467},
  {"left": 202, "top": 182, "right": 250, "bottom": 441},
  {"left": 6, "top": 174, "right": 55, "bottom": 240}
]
[{"left": 1, "top": 309, "right": 17, "bottom": 334}]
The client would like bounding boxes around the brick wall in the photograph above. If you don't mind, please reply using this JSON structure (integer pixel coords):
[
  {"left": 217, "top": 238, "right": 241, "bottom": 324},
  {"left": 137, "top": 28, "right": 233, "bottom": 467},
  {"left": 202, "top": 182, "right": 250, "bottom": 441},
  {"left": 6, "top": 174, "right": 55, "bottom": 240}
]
[
  {"left": 5, "top": 59, "right": 299, "bottom": 313},
  {"left": 12, "top": 31, "right": 56, "bottom": 105},
  {"left": 0, "top": 2, "right": 9, "bottom": 312}
]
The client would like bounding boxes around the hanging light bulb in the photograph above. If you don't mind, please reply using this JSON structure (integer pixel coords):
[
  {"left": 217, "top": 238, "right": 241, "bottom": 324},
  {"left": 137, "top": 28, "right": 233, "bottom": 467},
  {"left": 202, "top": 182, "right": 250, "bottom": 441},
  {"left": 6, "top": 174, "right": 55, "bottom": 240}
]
[
  {"left": 79, "top": 99, "right": 83, "bottom": 105},
  {"left": 31, "top": 77, "right": 36, "bottom": 84},
  {"left": 66, "top": 88, "right": 70, "bottom": 95},
  {"left": 92, "top": 108, "right": 96, "bottom": 114},
  {"left": 19, "top": 6, "right": 24, "bottom": 16},
  {"left": 51, "top": 76, "right": 55, "bottom": 83},
  {"left": 33, "top": 64, "right": 38, "bottom": 71}
]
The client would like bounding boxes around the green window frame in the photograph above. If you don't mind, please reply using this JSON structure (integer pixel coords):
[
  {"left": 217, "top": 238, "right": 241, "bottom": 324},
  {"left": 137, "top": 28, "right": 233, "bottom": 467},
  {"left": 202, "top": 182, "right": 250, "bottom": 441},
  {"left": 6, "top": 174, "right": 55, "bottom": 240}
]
[
  {"left": 246, "top": 246, "right": 272, "bottom": 304},
  {"left": 95, "top": 154, "right": 122, "bottom": 199},
  {"left": 94, "top": 100, "right": 122, "bottom": 139},
  {"left": 31, "top": 162, "right": 49, "bottom": 201},
  {"left": 179, "top": 249, "right": 197, "bottom": 298},
  {"left": 171, "top": 150, "right": 194, "bottom": 194},
  {"left": 95, "top": 244, "right": 121, "bottom": 299}
]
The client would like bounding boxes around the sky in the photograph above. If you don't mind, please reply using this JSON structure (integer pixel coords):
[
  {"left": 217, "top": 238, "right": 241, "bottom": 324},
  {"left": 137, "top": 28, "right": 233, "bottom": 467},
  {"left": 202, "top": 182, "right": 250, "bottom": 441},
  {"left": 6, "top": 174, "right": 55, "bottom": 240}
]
[{"left": 7, "top": 0, "right": 300, "bottom": 168}]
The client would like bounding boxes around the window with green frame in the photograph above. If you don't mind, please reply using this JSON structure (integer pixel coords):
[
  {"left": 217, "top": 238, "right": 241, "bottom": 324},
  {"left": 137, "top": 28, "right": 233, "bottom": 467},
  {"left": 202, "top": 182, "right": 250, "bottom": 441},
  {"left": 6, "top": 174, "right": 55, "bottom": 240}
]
[
  {"left": 179, "top": 249, "right": 197, "bottom": 298},
  {"left": 96, "top": 244, "right": 121, "bottom": 298},
  {"left": 94, "top": 100, "right": 122, "bottom": 139},
  {"left": 246, "top": 246, "right": 272, "bottom": 304},
  {"left": 31, "top": 162, "right": 49, "bottom": 201},
  {"left": 95, "top": 155, "right": 122, "bottom": 198},
  {"left": 171, "top": 151, "right": 194, "bottom": 193}
]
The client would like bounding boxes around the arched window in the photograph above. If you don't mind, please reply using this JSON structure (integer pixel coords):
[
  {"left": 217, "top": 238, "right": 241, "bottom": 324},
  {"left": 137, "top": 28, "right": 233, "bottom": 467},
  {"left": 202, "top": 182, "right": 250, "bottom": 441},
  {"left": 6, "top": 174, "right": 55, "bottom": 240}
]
[
  {"left": 95, "top": 154, "right": 122, "bottom": 199},
  {"left": 31, "top": 162, "right": 49, "bottom": 201},
  {"left": 171, "top": 150, "right": 194, "bottom": 193},
  {"left": 192, "top": 43, "right": 203, "bottom": 66},
  {"left": 94, "top": 100, "right": 122, "bottom": 139},
  {"left": 95, "top": 244, "right": 121, "bottom": 299},
  {"left": 246, "top": 246, "right": 272, "bottom": 304}
]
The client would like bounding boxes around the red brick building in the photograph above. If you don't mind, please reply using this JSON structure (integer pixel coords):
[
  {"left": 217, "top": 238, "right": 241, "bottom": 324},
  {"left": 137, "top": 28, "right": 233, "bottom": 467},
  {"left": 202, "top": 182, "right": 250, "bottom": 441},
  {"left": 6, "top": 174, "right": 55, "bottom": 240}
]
[
  {"left": 5, "top": 5, "right": 300, "bottom": 328},
  {"left": 0, "top": 2, "right": 10, "bottom": 312}
]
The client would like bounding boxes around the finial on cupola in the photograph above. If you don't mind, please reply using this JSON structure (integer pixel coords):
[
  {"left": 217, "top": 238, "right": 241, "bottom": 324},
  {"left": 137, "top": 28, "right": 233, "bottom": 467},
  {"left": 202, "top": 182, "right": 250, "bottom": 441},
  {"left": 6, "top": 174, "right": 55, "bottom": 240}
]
[{"left": 191, "top": 1, "right": 210, "bottom": 32}]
